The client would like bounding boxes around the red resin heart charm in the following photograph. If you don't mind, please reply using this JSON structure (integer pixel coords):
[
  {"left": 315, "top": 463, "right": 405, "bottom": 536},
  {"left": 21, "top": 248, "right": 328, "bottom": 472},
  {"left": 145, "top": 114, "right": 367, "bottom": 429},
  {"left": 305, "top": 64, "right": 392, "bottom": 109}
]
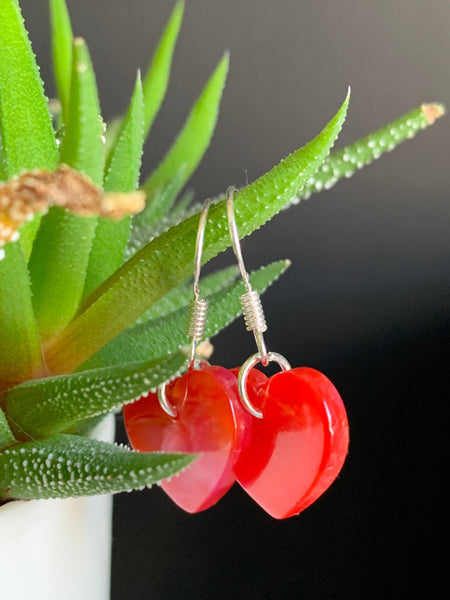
[
  {"left": 233, "top": 367, "right": 349, "bottom": 519},
  {"left": 123, "top": 365, "right": 251, "bottom": 513}
]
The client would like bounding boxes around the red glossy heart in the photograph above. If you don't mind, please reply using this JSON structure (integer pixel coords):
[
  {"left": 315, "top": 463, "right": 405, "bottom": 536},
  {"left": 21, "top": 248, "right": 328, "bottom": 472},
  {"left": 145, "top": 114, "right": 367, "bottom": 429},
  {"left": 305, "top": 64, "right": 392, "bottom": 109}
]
[
  {"left": 233, "top": 367, "right": 349, "bottom": 519},
  {"left": 123, "top": 365, "right": 251, "bottom": 513}
]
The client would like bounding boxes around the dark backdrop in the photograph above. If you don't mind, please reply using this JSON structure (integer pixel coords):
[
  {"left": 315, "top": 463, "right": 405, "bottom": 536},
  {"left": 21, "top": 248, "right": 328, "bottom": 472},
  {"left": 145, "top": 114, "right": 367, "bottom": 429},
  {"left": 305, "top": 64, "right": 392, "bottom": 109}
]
[{"left": 20, "top": 1, "right": 449, "bottom": 598}]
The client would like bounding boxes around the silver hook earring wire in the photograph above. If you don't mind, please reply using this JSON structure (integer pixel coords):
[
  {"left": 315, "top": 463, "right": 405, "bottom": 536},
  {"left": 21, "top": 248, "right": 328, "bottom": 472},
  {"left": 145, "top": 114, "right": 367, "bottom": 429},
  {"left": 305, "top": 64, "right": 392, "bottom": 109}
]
[
  {"left": 226, "top": 186, "right": 291, "bottom": 419},
  {"left": 158, "top": 199, "right": 212, "bottom": 417},
  {"left": 226, "top": 186, "right": 268, "bottom": 366}
]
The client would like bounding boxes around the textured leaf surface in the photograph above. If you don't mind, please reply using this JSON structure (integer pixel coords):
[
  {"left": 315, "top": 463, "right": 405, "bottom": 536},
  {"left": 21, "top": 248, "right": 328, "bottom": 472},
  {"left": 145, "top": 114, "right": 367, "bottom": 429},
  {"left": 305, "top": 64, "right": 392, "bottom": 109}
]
[
  {"left": 0, "top": 434, "right": 195, "bottom": 500},
  {"left": 45, "top": 94, "right": 348, "bottom": 374},
  {"left": 132, "top": 165, "right": 186, "bottom": 229},
  {"left": 80, "top": 261, "right": 289, "bottom": 369},
  {"left": 50, "top": 0, "right": 73, "bottom": 123},
  {"left": 126, "top": 199, "right": 201, "bottom": 260},
  {"left": 29, "top": 38, "right": 103, "bottom": 340},
  {"left": 296, "top": 103, "right": 446, "bottom": 203},
  {"left": 136, "top": 264, "right": 238, "bottom": 324},
  {"left": 82, "top": 74, "right": 145, "bottom": 299},
  {"left": 59, "top": 37, "right": 104, "bottom": 184},
  {"left": 0, "top": 0, "right": 57, "bottom": 176},
  {"left": 5, "top": 352, "right": 185, "bottom": 439},
  {"left": 138, "top": 54, "right": 229, "bottom": 215},
  {"left": 0, "top": 243, "right": 44, "bottom": 388},
  {"left": 0, "top": 407, "right": 15, "bottom": 450},
  {"left": 0, "top": 133, "right": 6, "bottom": 181}
]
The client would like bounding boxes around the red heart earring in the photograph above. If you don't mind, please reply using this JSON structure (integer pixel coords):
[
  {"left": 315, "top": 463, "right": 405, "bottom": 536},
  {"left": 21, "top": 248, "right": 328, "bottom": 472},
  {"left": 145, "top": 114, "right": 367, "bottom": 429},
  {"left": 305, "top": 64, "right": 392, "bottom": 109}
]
[
  {"left": 225, "top": 185, "right": 349, "bottom": 519},
  {"left": 124, "top": 199, "right": 251, "bottom": 513}
]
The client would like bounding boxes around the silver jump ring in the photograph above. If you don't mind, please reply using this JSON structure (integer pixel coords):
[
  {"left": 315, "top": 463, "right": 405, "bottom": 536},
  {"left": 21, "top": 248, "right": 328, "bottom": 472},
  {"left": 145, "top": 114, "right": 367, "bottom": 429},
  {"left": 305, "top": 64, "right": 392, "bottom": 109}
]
[
  {"left": 238, "top": 352, "right": 292, "bottom": 418},
  {"left": 157, "top": 381, "right": 177, "bottom": 418}
]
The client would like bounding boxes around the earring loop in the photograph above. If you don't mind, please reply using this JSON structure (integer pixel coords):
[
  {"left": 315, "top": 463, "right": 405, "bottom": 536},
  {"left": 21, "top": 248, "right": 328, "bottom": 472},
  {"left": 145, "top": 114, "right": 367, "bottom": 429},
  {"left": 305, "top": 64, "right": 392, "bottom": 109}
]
[{"left": 158, "top": 199, "right": 212, "bottom": 417}]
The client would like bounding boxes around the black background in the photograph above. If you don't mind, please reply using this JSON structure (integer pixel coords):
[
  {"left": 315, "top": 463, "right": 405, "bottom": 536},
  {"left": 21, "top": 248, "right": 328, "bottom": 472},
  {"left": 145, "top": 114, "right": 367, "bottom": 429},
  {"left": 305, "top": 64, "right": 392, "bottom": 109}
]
[{"left": 20, "top": 1, "right": 449, "bottom": 598}]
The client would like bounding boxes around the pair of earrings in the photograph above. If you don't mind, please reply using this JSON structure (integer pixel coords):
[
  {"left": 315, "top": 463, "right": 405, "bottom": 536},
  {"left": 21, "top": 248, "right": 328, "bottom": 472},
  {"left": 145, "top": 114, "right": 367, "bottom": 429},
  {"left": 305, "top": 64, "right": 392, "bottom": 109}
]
[{"left": 124, "top": 187, "right": 349, "bottom": 519}]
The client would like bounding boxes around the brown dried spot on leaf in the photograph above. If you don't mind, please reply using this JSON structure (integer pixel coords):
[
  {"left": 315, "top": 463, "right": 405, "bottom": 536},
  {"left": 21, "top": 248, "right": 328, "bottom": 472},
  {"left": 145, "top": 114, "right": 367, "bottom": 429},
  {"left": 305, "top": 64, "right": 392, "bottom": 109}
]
[
  {"left": 421, "top": 103, "right": 446, "bottom": 125},
  {"left": 0, "top": 165, "right": 145, "bottom": 248}
]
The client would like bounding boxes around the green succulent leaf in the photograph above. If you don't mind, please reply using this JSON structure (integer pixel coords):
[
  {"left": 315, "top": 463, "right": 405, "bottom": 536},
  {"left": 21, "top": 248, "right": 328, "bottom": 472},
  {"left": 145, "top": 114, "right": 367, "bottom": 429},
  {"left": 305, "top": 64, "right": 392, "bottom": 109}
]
[
  {"left": 173, "top": 188, "right": 194, "bottom": 214},
  {"left": 45, "top": 93, "right": 348, "bottom": 374},
  {"left": 0, "top": 0, "right": 58, "bottom": 177},
  {"left": 296, "top": 103, "right": 446, "bottom": 203},
  {"left": 126, "top": 199, "right": 201, "bottom": 260},
  {"left": 137, "top": 53, "right": 229, "bottom": 223},
  {"left": 105, "top": 2, "right": 183, "bottom": 157},
  {"left": 0, "top": 133, "right": 6, "bottom": 181},
  {"left": 132, "top": 165, "right": 186, "bottom": 229},
  {"left": 59, "top": 37, "right": 104, "bottom": 184},
  {"left": 82, "top": 73, "right": 145, "bottom": 299},
  {"left": 0, "top": 407, "right": 15, "bottom": 450},
  {"left": 50, "top": 0, "right": 74, "bottom": 123},
  {"left": 80, "top": 260, "right": 289, "bottom": 369},
  {"left": 29, "top": 38, "right": 103, "bottom": 341},
  {"left": 0, "top": 434, "right": 195, "bottom": 500},
  {"left": 0, "top": 243, "right": 44, "bottom": 388},
  {"left": 136, "top": 264, "right": 238, "bottom": 324},
  {"left": 5, "top": 352, "right": 186, "bottom": 440},
  {"left": 141, "top": 0, "right": 184, "bottom": 138}
]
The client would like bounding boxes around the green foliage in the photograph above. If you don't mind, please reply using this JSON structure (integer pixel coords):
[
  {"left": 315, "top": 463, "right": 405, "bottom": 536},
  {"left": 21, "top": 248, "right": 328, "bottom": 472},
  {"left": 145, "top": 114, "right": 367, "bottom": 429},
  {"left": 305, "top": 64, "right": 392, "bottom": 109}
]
[
  {"left": 0, "top": 0, "right": 58, "bottom": 176},
  {"left": 0, "top": 0, "right": 444, "bottom": 503},
  {"left": 141, "top": 0, "right": 184, "bottom": 138},
  {"left": 0, "top": 408, "right": 15, "bottom": 450},
  {"left": 296, "top": 103, "right": 446, "bottom": 203},
  {"left": 0, "top": 243, "right": 43, "bottom": 388},
  {"left": 0, "top": 434, "right": 195, "bottom": 500},
  {"left": 82, "top": 74, "right": 145, "bottom": 298},
  {"left": 137, "top": 54, "right": 229, "bottom": 222},
  {"left": 44, "top": 96, "right": 348, "bottom": 375},
  {"left": 136, "top": 264, "right": 239, "bottom": 324},
  {"left": 4, "top": 352, "right": 186, "bottom": 439},
  {"left": 80, "top": 261, "right": 290, "bottom": 370},
  {"left": 49, "top": 0, "right": 73, "bottom": 123},
  {"left": 29, "top": 38, "right": 103, "bottom": 340}
]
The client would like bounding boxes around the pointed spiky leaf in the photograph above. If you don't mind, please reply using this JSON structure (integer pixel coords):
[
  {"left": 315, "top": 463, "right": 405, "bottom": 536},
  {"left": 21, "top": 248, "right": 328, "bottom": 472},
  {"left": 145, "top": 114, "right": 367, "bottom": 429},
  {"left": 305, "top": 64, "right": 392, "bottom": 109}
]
[
  {"left": 59, "top": 37, "right": 104, "bottom": 183},
  {"left": 0, "top": 243, "right": 44, "bottom": 388},
  {"left": 296, "top": 103, "right": 446, "bottom": 202},
  {"left": 141, "top": 0, "right": 184, "bottom": 137},
  {"left": 0, "top": 408, "right": 15, "bottom": 450},
  {"left": 136, "top": 264, "right": 238, "bottom": 324},
  {"left": 50, "top": 0, "right": 74, "bottom": 123},
  {"left": 137, "top": 53, "right": 229, "bottom": 222},
  {"left": 45, "top": 94, "right": 348, "bottom": 374},
  {"left": 5, "top": 352, "right": 185, "bottom": 439},
  {"left": 80, "top": 261, "right": 289, "bottom": 369},
  {"left": 82, "top": 74, "right": 145, "bottom": 299},
  {"left": 29, "top": 38, "right": 103, "bottom": 340},
  {"left": 0, "top": 434, "right": 195, "bottom": 500},
  {"left": 0, "top": 0, "right": 57, "bottom": 176},
  {"left": 104, "top": 2, "right": 184, "bottom": 157}
]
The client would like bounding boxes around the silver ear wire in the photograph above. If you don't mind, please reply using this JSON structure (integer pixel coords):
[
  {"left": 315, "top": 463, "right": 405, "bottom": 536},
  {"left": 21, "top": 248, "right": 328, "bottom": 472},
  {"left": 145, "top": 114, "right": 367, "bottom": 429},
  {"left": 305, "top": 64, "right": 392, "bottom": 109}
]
[
  {"left": 186, "top": 198, "right": 211, "bottom": 369},
  {"left": 226, "top": 186, "right": 269, "bottom": 366},
  {"left": 158, "top": 199, "right": 212, "bottom": 417},
  {"left": 226, "top": 186, "right": 291, "bottom": 419}
]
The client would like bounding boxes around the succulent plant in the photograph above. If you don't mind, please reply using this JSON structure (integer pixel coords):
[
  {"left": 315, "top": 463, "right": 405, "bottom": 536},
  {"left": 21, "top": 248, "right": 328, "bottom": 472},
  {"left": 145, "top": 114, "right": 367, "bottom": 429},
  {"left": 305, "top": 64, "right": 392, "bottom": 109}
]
[{"left": 0, "top": 0, "right": 444, "bottom": 505}]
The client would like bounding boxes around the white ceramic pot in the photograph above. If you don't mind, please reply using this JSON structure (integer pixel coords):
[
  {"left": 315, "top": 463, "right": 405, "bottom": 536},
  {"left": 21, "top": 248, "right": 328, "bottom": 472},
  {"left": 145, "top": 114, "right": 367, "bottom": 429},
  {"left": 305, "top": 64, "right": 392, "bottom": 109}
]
[{"left": 0, "top": 416, "right": 115, "bottom": 600}]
